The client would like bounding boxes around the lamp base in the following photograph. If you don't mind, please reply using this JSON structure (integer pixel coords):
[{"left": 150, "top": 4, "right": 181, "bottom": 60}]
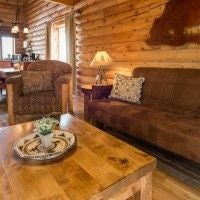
[{"left": 95, "top": 66, "right": 108, "bottom": 85}]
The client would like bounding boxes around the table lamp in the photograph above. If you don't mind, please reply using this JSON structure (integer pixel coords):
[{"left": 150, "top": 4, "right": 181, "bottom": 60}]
[{"left": 90, "top": 51, "right": 112, "bottom": 85}]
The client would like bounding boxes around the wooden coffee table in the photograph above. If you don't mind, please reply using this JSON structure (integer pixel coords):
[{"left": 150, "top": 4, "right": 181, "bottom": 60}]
[{"left": 0, "top": 114, "right": 156, "bottom": 200}]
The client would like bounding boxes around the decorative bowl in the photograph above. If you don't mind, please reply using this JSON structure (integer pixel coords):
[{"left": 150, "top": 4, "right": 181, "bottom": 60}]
[{"left": 14, "top": 130, "right": 76, "bottom": 162}]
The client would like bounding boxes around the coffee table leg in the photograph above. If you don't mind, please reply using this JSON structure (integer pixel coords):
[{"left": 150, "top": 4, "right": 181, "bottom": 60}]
[
  {"left": 140, "top": 172, "right": 152, "bottom": 200},
  {"left": 91, "top": 172, "right": 153, "bottom": 200}
]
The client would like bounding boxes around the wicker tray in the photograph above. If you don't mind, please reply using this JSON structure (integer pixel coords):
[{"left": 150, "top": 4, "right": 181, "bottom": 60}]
[{"left": 14, "top": 130, "right": 76, "bottom": 162}]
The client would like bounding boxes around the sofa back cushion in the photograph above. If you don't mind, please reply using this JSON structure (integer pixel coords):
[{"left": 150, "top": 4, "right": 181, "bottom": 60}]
[{"left": 133, "top": 68, "right": 200, "bottom": 118}]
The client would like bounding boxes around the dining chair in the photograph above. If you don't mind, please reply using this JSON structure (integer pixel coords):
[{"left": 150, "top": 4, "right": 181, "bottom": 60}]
[{"left": 0, "top": 61, "right": 13, "bottom": 68}]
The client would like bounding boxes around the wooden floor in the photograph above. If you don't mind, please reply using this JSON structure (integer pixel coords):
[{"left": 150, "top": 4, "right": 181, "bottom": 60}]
[{"left": 0, "top": 93, "right": 200, "bottom": 200}]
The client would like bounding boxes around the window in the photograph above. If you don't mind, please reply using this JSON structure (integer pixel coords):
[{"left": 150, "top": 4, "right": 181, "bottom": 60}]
[
  {"left": 51, "top": 21, "right": 67, "bottom": 62},
  {"left": 1, "top": 37, "right": 15, "bottom": 59}
]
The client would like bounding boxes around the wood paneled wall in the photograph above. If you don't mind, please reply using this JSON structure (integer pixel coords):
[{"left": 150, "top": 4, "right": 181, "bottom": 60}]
[
  {"left": 23, "top": 0, "right": 70, "bottom": 59},
  {"left": 75, "top": 0, "right": 200, "bottom": 87},
  {"left": 0, "top": 2, "right": 16, "bottom": 27},
  {"left": 0, "top": 2, "right": 24, "bottom": 54}
]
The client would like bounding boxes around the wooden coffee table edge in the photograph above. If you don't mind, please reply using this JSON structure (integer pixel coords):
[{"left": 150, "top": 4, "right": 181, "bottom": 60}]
[{"left": 90, "top": 158, "right": 157, "bottom": 200}]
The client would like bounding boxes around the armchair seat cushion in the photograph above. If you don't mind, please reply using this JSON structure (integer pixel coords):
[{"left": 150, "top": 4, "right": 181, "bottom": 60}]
[
  {"left": 88, "top": 99, "right": 151, "bottom": 124},
  {"left": 14, "top": 91, "right": 61, "bottom": 115}
]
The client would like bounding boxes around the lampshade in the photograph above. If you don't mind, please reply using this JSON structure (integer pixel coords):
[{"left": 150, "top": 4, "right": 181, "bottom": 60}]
[
  {"left": 90, "top": 51, "right": 112, "bottom": 67},
  {"left": 11, "top": 27, "right": 17, "bottom": 33},
  {"left": 23, "top": 40, "right": 28, "bottom": 48},
  {"left": 13, "top": 25, "right": 19, "bottom": 33},
  {"left": 23, "top": 27, "right": 29, "bottom": 34}
]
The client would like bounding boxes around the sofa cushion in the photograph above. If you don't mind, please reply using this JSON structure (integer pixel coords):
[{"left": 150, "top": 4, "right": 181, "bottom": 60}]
[
  {"left": 88, "top": 99, "right": 200, "bottom": 163},
  {"left": 88, "top": 99, "right": 155, "bottom": 130},
  {"left": 133, "top": 68, "right": 200, "bottom": 119},
  {"left": 109, "top": 74, "right": 145, "bottom": 103},
  {"left": 21, "top": 71, "right": 53, "bottom": 94},
  {"left": 14, "top": 91, "right": 61, "bottom": 115}
]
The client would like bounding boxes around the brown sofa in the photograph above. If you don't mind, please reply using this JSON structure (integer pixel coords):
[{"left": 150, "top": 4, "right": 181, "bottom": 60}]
[{"left": 88, "top": 68, "right": 200, "bottom": 164}]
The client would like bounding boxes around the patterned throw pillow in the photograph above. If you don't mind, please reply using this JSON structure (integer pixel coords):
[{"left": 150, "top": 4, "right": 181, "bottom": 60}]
[
  {"left": 21, "top": 71, "right": 53, "bottom": 94},
  {"left": 109, "top": 74, "right": 145, "bottom": 103}
]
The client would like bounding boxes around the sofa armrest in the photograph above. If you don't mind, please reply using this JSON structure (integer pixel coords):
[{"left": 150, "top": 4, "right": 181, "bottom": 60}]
[{"left": 92, "top": 85, "right": 113, "bottom": 100}]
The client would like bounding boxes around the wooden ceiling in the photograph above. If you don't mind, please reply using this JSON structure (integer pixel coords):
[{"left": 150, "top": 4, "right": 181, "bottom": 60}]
[
  {"left": 0, "top": 0, "right": 79, "bottom": 6},
  {"left": 0, "top": 0, "right": 98, "bottom": 16},
  {"left": 46, "top": 0, "right": 80, "bottom": 6},
  {"left": 46, "top": 0, "right": 100, "bottom": 10},
  {"left": 0, "top": 0, "right": 26, "bottom": 5},
  {"left": 0, "top": 0, "right": 87, "bottom": 7}
]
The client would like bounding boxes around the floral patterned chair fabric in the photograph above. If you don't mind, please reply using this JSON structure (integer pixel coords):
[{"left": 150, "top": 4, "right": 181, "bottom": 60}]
[{"left": 6, "top": 60, "right": 72, "bottom": 125}]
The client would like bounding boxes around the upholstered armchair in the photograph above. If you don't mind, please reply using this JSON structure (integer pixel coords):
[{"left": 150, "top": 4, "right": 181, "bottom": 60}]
[{"left": 7, "top": 60, "right": 73, "bottom": 125}]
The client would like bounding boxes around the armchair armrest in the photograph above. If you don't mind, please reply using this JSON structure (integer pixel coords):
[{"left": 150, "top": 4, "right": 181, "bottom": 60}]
[
  {"left": 55, "top": 75, "right": 71, "bottom": 85},
  {"left": 55, "top": 75, "right": 71, "bottom": 98},
  {"left": 6, "top": 75, "right": 22, "bottom": 84},
  {"left": 92, "top": 85, "right": 113, "bottom": 100},
  {"left": 6, "top": 75, "right": 23, "bottom": 125},
  {"left": 6, "top": 75, "right": 23, "bottom": 98},
  {"left": 55, "top": 75, "right": 73, "bottom": 113}
]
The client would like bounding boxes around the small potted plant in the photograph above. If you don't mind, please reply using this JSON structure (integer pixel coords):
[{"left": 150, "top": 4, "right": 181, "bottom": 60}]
[{"left": 34, "top": 117, "right": 59, "bottom": 148}]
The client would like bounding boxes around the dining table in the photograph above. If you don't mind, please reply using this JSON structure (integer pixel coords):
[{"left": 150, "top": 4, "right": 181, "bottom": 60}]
[
  {"left": 0, "top": 68, "right": 21, "bottom": 96},
  {"left": 0, "top": 67, "right": 21, "bottom": 79}
]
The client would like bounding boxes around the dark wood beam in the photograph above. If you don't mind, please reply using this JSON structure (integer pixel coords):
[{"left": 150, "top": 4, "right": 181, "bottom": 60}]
[
  {"left": 45, "top": 0, "right": 79, "bottom": 6},
  {"left": 0, "top": 0, "right": 25, "bottom": 6},
  {"left": 45, "top": 0, "right": 102, "bottom": 10},
  {"left": 73, "top": 0, "right": 102, "bottom": 11}
]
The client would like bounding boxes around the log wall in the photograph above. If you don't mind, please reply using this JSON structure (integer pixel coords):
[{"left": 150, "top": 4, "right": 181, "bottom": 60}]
[
  {"left": 23, "top": 0, "right": 70, "bottom": 59},
  {"left": 0, "top": 2, "right": 24, "bottom": 54},
  {"left": 75, "top": 0, "right": 200, "bottom": 87}
]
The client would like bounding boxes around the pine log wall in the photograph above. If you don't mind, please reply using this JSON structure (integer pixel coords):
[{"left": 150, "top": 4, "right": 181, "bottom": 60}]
[
  {"left": 0, "top": 2, "right": 24, "bottom": 54},
  {"left": 23, "top": 0, "right": 69, "bottom": 60},
  {"left": 75, "top": 0, "right": 200, "bottom": 88}
]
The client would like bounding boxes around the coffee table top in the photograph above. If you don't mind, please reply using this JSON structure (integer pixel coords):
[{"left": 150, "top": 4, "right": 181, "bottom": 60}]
[{"left": 0, "top": 114, "right": 156, "bottom": 200}]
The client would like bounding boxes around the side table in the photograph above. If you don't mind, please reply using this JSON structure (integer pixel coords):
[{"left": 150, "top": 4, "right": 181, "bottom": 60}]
[
  {"left": 81, "top": 84, "right": 112, "bottom": 121},
  {"left": 81, "top": 84, "right": 92, "bottom": 121}
]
